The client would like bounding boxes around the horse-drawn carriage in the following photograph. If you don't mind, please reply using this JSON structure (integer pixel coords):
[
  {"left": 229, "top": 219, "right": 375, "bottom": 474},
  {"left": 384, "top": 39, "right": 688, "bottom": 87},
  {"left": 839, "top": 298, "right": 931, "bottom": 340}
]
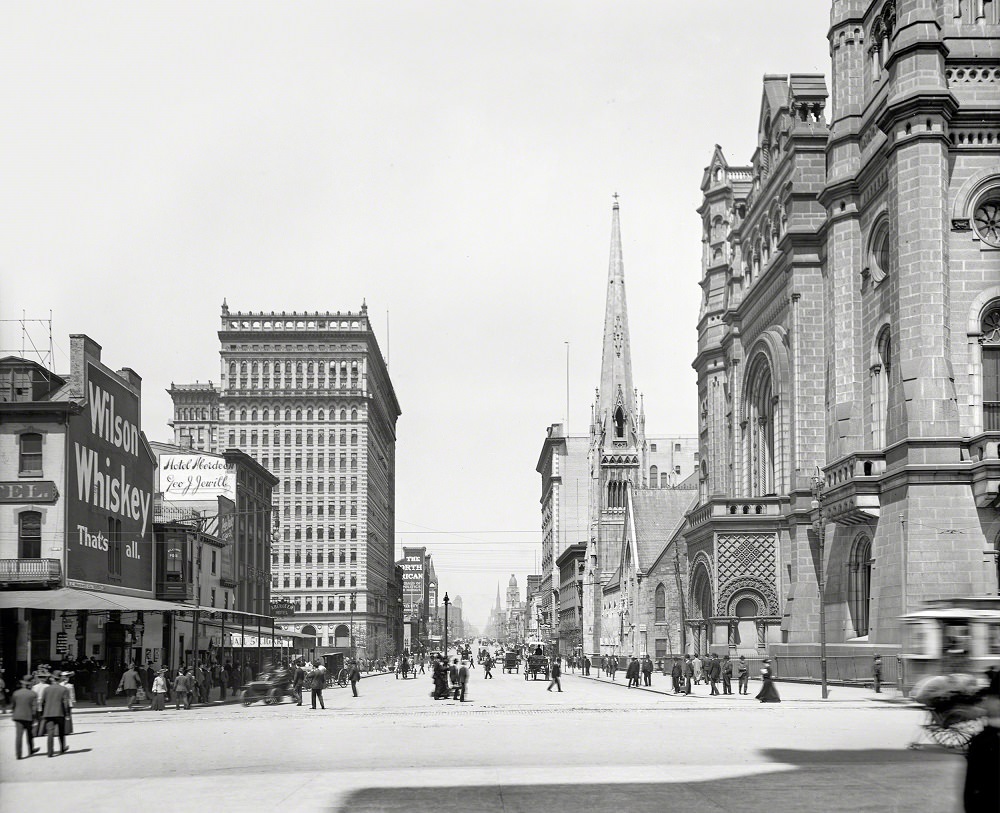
[
  {"left": 523, "top": 642, "right": 551, "bottom": 680},
  {"left": 901, "top": 597, "right": 1000, "bottom": 751},
  {"left": 502, "top": 651, "right": 520, "bottom": 674}
]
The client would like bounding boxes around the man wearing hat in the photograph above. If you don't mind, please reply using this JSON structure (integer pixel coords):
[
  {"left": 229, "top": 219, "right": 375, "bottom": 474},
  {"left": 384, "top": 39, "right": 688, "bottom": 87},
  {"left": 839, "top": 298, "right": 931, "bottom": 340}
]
[
  {"left": 41, "top": 671, "right": 71, "bottom": 756},
  {"left": 11, "top": 676, "right": 40, "bottom": 759},
  {"left": 31, "top": 669, "right": 49, "bottom": 737}
]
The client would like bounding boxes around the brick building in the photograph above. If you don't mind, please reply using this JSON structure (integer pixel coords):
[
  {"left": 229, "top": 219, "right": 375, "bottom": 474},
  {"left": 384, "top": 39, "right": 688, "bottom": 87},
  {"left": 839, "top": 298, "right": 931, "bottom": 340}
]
[{"left": 690, "top": 0, "right": 1000, "bottom": 671}]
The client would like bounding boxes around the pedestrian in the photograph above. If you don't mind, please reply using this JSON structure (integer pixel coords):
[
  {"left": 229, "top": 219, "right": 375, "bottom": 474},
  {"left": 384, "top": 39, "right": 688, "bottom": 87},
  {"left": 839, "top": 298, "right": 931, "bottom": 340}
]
[
  {"left": 873, "top": 653, "right": 883, "bottom": 694},
  {"left": 737, "top": 655, "right": 750, "bottom": 695},
  {"left": 641, "top": 656, "right": 653, "bottom": 687},
  {"left": 483, "top": 655, "right": 494, "bottom": 680},
  {"left": 692, "top": 653, "right": 703, "bottom": 684},
  {"left": 58, "top": 671, "right": 76, "bottom": 734},
  {"left": 547, "top": 659, "right": 562, "bottom": 692},
  {"left": 449, "top": 658, "right": 460, "bottom": 696},
  {"left": 583, "top": 655, "right": 591, "bottom": 676},
  {"left": 310, "top": 660, "right": 327, "bottom": 708},
  {"left": 349, "top": 660, "right": 361, "bottom": 698},
  {"left": 755, "top": 658, "right": 781, "bottom": 703},
  {"left": 670, "top": 658, "right": 682, "bottom": 693},
  {"left": 41, "top": 672, "right": 70, "bottom": 757},
  {"left": 119, "top": 663, "right": 141, "bottom": 710},
  {"left": 172, "top": 669, "right": 188, "bottom": 710},
  {"left": 32, "top": 670, "right": 49, "bottom": 737},
  {"left": 683, "top": 655, "right": 694, "bottom": 694},
  {"left": 92, "top": 664, "right": 109, "bottom": 706},
  {"left": 963, "top": 695, "right": 1000, "bottom": 813},
  {"left": 151, "top": 669, "right": 168, "bottom": 711},
  {"left": 626, "top": 657, "right": 640, "bottom": 688},
  {"left": 721, "top": 655, "right": 733, "bottom": 695},
  {"left": 455, "top": 660, "right": 469, "bottom": 702},
  {"left": 0, "top": 671, "right": 6, "bottom": 715},
  {"left": 292, "top": 660, "right": 305, "bottom": 705},
  {"left": 11, "top": 676, "right": 40, "bottom": 759},
  {"left": 708, "top": 654, "right": 721, "bottom": 696},
  {"left": 601, "top": 655, "right": 609, "bottom": 676}
]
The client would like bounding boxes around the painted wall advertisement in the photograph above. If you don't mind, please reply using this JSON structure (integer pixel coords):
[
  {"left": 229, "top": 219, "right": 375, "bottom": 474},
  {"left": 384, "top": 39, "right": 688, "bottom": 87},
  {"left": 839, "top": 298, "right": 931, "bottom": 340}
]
[
  {"left": 402, "top": 553, "right": 424, "bottom": 620},
  {"left": 66, "top": 363, "right": 155, "bottom": 594},
  {"left": 160, "top": 454, "right": 235, "bottom": 502}
]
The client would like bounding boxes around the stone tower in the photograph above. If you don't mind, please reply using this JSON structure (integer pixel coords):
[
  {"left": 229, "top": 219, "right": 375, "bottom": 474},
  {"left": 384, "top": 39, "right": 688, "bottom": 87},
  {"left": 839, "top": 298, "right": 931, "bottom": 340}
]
[{"left": 584, "top": 199, "right": 646, "bottom": 659}]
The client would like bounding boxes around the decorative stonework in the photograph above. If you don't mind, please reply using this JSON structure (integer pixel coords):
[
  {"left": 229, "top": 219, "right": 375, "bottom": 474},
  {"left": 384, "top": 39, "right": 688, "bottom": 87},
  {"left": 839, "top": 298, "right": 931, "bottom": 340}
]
[
  {"left": 945, "top": 65, "right": 1000, "bottom": 85},
  {"left": 716, "top": 533, "right": 778, "bottom": 615}
]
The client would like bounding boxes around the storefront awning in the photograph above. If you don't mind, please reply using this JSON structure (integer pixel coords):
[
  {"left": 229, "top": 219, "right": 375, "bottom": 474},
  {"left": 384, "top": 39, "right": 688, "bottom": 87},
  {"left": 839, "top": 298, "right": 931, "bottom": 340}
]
[{"left": 0, "top": 587, "right": 192, "bottom": 612}]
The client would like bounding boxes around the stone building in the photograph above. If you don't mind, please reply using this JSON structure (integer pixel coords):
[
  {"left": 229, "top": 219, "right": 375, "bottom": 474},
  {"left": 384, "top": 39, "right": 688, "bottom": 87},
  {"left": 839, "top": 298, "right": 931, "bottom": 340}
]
[
  {"left": 579, "top": 200, "right": 698, "bottom": 660},
  {"left": 536, "top": 423, "right": 589, "bottom": 645},
  {"left": 167, "top": 382, "right": 219, "bottom": 452},
  {"left": 168, "top": 301, "right": 401, "bottom": 657},
  {"left": 690, "top": 0, "right": 1000, "bottom": 672}
]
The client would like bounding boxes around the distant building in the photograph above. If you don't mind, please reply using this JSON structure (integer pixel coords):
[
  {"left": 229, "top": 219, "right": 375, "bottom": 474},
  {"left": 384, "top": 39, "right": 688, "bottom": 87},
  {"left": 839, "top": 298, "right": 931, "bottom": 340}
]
[
  {"left": 166, "top": 382, "right": 219, "bottom": 452},
  {"left": 556, "top": 543, "right": 587, "bottom": 657}
]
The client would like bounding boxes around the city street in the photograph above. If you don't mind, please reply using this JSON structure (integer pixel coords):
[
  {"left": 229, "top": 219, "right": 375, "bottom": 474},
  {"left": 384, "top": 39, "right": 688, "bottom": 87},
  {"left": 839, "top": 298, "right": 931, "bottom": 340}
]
[{"left": 0, "top": 669, "right": 967, "bottom": 813}]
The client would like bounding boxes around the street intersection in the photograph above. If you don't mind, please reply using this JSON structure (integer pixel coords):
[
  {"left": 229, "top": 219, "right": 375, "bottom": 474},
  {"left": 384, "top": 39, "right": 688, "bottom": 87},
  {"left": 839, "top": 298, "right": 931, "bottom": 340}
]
[{"left": 1, "top": 669, "right": 965, "bottom": 813}]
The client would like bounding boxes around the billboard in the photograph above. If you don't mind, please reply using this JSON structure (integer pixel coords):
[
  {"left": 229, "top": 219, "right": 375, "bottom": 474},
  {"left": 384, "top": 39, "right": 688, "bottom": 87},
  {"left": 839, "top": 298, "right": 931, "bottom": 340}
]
[
  {"left": 160, "top": 454, "right": 235, "bottom": 502},
  {"left": 402, "top": 551, "right": 425, "bottom": 621},
  {"left": 66, "top": 363, "right": 155, "bottom": 594}
]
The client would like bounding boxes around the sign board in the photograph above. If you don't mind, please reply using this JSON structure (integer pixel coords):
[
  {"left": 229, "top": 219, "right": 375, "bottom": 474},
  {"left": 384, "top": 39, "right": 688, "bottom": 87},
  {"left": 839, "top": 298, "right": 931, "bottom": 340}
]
[
  {"left": 66, "top": 363, "right": 154, "bottom": 594},
  {"left": 56, "top": 632, "right": 68, "bottom": 654},
  {"left": 229, "top": 633, "right": 295, "bottom": 648},
  {"left": 217, "top": 495, "right": 235, "bottom": 582},
  {"left": 159, "top": 454, "right": 236, "bottom": 502},
  {"left": 271, "top": 600, "right": 295, "bottom": 618},
  {"left": 0, "top": 481, "right": 58, "bottom": 503}
]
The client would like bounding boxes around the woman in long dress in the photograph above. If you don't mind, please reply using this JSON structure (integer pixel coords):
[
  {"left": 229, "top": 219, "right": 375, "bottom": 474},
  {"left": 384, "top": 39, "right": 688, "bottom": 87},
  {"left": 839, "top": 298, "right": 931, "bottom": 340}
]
[{"left": 755, "top": 658, "right": 781, "bottom": 703}]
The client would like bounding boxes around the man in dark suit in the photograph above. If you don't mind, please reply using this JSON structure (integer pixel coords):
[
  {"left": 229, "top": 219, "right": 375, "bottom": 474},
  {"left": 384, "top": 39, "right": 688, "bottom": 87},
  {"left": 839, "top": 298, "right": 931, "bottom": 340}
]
[
  {"left": 11, "top": 676, "right": 40, "bottom": 759},
  {"left": 626, "top": 657, "right": 640, "bottom": 688},
  {"left": 708, "top": 654, "right": 721, "bottom": 695},
  {"left": 41, "top": 672, "right": 70, "bottom": 757},
  {"left": 721, "top": 655, "right": 734, "bottom": 695},
  {"left": 683, "top": 655, "right": 695, "bottom": 694},
  {"left": 670, "top": 658, "right": 683, "bottom": 693},
  {"left": 641, "top": 656, "right": 654, "bottom": 687}
]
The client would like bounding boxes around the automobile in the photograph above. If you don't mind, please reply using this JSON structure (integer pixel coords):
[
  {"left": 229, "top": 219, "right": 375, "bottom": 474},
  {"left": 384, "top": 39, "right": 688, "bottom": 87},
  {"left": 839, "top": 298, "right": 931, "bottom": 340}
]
[{"left": 240, "top": 668, "right": 296, "bottom": 706}]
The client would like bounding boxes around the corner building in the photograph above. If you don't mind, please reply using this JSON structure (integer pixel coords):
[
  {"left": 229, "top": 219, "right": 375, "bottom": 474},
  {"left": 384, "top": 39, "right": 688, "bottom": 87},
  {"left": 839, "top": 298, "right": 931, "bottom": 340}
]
[
  {"left": 691, "top": 0, "right": 1000, "bottom": 670},
  {"left": 177, "top": 302, "right": 400, "bottom": 658}
]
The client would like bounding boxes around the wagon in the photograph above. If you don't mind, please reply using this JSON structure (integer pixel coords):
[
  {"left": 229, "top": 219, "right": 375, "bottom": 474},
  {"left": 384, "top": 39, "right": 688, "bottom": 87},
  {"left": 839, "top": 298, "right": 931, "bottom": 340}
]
[
  {"left": 524, "top": 652, "right": 549, "bottom": 680},
  {"left": 502, "top": 652, "right": 520, "bottom": 674}
]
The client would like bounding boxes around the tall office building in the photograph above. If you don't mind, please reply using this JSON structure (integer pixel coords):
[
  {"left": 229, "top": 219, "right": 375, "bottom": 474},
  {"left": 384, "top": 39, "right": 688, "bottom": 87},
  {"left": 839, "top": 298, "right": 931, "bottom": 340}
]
[{"left": 169, "top": 301, "right": 400, "bottom": 657}]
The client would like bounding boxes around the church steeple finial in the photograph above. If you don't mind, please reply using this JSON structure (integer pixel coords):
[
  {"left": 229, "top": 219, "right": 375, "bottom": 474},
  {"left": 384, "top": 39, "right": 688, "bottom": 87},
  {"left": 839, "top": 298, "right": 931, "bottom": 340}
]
[{"left": 597, "top": 197, "right": 636, "bottom": 449}]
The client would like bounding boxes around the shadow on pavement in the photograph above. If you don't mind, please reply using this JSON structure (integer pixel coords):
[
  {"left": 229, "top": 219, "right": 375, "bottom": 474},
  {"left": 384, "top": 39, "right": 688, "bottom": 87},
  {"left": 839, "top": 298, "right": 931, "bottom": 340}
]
[{"left": 335, "top": 748, "right": 962, "bottom": 813}]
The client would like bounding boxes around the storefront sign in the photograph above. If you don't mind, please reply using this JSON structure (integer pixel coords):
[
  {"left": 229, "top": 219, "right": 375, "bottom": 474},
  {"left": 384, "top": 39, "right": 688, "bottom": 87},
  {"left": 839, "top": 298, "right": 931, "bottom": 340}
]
[
  {"left": 0, "top": 481, "right": 59, "bottom": 503},
  {"left": 160, "top": 454, "right": 235, "bottom": 501},
  {"left": 66, "top": 363, "right": 155, "bottom": 594},
  {"left": 228, "top": 633, "right": 294, "bottom": 648},
  {"left": 270, "top": 600, "right": 295, "bottom": 618},
  {"left": 56, "top": 632, "right": 68, "bottom": 654}
]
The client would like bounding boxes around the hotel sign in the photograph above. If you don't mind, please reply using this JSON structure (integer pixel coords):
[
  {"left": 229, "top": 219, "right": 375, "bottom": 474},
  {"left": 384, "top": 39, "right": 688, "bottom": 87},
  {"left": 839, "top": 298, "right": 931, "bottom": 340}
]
[{"left": 0, "top": 481, "right": 58, "bottom": 503}]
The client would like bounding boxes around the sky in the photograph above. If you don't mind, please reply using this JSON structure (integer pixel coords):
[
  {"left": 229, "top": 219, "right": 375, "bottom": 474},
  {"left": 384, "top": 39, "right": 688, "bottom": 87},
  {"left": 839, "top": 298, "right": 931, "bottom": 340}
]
[{"left": 1, "top": 1, "right": 831, "bottom": 630}]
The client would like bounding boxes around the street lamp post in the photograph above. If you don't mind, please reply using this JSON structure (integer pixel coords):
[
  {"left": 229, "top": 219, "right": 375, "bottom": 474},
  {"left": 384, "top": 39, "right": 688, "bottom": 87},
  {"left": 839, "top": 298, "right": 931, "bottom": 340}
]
[
  {"left": 810, "top": 469, "right": 829, "bottom": 700},
  {"left": 350, "top": 591, "right": 357, "bottom": 661},
  {"left": 443, "top": 593, "right": 450, "bottom": 657}
]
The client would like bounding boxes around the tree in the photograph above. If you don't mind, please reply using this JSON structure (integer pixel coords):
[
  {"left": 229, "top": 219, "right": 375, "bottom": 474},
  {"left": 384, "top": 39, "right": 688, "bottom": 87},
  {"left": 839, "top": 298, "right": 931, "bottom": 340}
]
[{"left": 369, "top": 631, "right": 395, "bottom": 659}]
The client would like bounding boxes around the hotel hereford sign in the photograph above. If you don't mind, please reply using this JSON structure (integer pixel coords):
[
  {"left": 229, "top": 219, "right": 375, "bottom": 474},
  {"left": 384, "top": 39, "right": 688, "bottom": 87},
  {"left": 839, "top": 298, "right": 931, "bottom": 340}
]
[{"left": 0, "top": 481, "right": 58, "bottom": 503}]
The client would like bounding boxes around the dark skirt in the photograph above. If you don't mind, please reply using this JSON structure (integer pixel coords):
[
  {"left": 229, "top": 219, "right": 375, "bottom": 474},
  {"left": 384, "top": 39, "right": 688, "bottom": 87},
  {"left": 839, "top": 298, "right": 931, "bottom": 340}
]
[{"left": 756, "top": 676, "right": 781, "bottom": 703}]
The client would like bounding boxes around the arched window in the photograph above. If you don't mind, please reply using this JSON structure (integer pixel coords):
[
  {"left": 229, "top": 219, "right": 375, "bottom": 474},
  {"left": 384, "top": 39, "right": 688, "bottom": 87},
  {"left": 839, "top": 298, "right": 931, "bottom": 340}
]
[
  {"left": 239, "top": 409, "right": 247, "bottom": 421},
  {"left": 295, "top": 409, "right": 302, "bottom": 421},
  {"left": 654, "top": 584, "right": 666, "bottom": 622},
  {"left": 614, "top": 407, "right": 625, "bottom": 438},
  {"left": 228, "top": 410, "right": 235, "bottom": 422},
  {"left": 745, "top": 355, "right": 776, "bottom": 497},
  {"left": 872, "top": 326, "right": 892, "bottom": 447},
  {"left": 848, "top": 536, "right": 873, "bottom": 637},
  {"left": 982, "top": 303, "right": 1000, "bottom": 431},
  {"left": 649, "top": 465, "right": 658, "bottom": 486},
  {"left": 251, "top": 409, "right": 257, "bottom": 421},
  {"left": 18, "top": 511, "right": 42, "bottom": 558},
  {"left": 284, "top": 409, "right": 291, "bottom": 421},
  {"left": 318, "top": 409, "right": 325, "bottom": 421},
  {"left": 691, "top": 565, "right": 713, "bottom": 650},
  {"left": 351, "top": 408, "right": 358, "bottom": 421}
]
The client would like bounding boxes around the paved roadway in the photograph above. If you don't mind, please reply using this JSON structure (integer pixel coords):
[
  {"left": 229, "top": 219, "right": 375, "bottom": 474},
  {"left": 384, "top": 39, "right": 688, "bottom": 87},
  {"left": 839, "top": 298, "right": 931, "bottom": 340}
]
[{"left": 0, "top": 667, "right": 966, "bottom": 813}]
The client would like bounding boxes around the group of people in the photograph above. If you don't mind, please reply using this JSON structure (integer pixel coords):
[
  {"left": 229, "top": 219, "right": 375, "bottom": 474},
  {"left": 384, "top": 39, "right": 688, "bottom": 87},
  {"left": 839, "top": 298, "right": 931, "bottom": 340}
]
[
  {"left": 8, "top": 668, "right": 76, "bottom": 758},
  {"left": 115, "top": 659, "right": 251, "bottom": 710},
  {"left": 666, "top": 654, "right": 758, "bottom": 697},
  {"left": 430, "top": 654, "right": 470, "bottom": 701}
]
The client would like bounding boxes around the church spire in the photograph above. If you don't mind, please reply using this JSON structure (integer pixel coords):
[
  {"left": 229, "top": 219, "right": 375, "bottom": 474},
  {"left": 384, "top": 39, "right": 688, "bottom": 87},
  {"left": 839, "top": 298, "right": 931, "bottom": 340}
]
[{"left": 597, "top": 196, "right": 637, "bottom": 450}]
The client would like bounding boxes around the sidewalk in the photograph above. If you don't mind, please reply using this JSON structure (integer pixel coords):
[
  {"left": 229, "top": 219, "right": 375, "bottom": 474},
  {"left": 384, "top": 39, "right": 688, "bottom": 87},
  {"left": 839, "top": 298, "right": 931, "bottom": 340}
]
[
  {"left": 569, "top": 670, "right": 904, "bottom": 704},
  {"left": 71, "top": 670, "right": 395, "bottom": 715}
]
